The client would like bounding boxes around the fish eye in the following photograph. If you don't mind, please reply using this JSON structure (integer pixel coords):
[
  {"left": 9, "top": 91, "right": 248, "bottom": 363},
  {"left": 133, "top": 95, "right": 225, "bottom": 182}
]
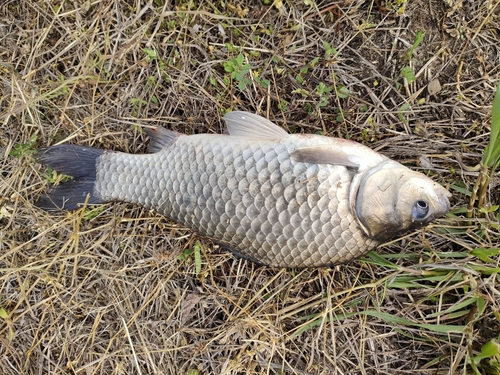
[{"left": 413, "top": 200, "right": 429, "bottom": 220}]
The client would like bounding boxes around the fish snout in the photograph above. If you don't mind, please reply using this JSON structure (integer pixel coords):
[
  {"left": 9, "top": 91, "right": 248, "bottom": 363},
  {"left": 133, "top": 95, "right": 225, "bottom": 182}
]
[{"left": 433, "top": 187, "right": 451, "bottom": 218}]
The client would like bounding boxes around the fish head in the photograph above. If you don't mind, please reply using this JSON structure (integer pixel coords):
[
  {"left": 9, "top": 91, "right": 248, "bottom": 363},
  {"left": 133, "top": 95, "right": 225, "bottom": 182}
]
[{"left": 353, "top": 160, "right": 451, "bottom": 242}]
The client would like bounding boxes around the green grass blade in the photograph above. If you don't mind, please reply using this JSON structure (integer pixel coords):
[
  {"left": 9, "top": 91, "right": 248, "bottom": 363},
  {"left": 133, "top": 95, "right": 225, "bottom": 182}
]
[
  {"left": 194, "top": 240, "right": 202, "bottom": 276},
  {"left": 356, "top": 310, "right": 465, "bottom": 333},
  {"left": 358, "top": 251, "right": 400, "bottom": 269},
  {"left": 295, "top": 308, "right": 466, "bottom": 336},
  {"left": 426, "top": 297, "right": 478, "bottom": 318},
  {"left": 483, "top": 80, "right": 500, "bottom": 167}
]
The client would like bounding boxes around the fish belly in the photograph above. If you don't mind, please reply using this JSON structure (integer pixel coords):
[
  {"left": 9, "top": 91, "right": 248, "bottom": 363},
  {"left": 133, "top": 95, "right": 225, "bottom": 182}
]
[{"left": 94, "top": 136, "right": 378, "bottom": 267}]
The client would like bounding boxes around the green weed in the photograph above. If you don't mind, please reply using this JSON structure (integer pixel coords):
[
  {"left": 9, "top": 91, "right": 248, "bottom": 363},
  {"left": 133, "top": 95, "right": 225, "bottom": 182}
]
[
  {"left": 295, "top": 67, "right": 309, "bottom": 84},
  {"left": 401, "top": 66, "right": 416, "bottom": 84},
  {"left": 407, "top": 30, "right": 425, "bottom": 59},
  {"left": 143, "top": 48, "right": 159, "bottom": 62},
  {"left": 222, "top": 51, "right": 270, "bottom": 89},
  {"left": 323, "top": 41, "right": 338, "bottom": 59},
  {"left": 316, "top": 82, "right": 333, "bottom": 108},
  {"left": 395, "top": 31, "right": 423, "bottom": 90},
  {"left": 396, "top": 66, "right": 416, "bottom": 90},
  {"left": 470, "top": 337, "right": 500, "bottom": 374},
  {"left": 223, "top": 53, "right": 252, "bottom": 90},
  {"left": 278, "top": 99, "right": 289, "bottom": 112},
  {"left": 0, "top": 305, "right": 8, "bottom": 319},
  {"left": 9, "top": 135, "right": 37, "bottom": 158},
  {"left": 253, "top": 73, "right": 270, "bottom": 89},
  {"left": 336, "top": 85, "right": 351, "bottom": 99},
  {"left": 397, "top": 103, "right": 411, "bottom": 123},
  {"left": 335, "top": 108, "right": 347, "bottom": 122},
  {"left": 310, "top": 56, "right": 320, "bottom": 68},
  {"left": 43, "top": 167, "right": 71, "bottom": 184},
  {"left": 130, "top": 97, "right": 147, "bottom": 111},
  {"left": 177, "top": 240, "right": 202, "bottom": 275},
  {"left": 82, "top": 205, "right": 106, "bottom": 221},
  {"left": 387, "top": 0, "right": 407, "bottom": 15},
  {"left": 467, "top": 81, "right": 500, "bottom": 217}
]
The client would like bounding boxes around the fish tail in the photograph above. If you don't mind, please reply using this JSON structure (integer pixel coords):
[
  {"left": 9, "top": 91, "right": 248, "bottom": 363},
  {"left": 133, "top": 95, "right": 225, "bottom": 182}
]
[{"left": 35, "top": 145, "right": 105, "bottom": 211}]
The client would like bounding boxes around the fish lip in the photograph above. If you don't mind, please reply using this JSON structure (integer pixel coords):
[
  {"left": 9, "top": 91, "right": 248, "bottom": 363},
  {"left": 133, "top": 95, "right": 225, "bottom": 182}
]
[{"left": 434, "top": 188, "right": 451, "bottom": 217}]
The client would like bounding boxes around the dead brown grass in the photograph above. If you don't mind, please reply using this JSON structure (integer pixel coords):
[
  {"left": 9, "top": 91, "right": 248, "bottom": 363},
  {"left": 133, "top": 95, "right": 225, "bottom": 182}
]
[{"left": 1, "top": 0, "right": 500, "bottom": 374}]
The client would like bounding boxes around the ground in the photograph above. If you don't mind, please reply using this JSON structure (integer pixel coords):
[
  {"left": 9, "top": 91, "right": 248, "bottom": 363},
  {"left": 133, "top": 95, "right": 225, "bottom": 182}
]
[{"left": 1, "top": 0, "right": 500, "bottom": 374}]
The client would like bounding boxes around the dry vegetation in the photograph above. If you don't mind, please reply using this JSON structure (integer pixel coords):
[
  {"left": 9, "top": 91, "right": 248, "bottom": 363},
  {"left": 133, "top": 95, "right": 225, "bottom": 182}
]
[{"left": 1, "top": 0, "right": 500, "bottom": 374}]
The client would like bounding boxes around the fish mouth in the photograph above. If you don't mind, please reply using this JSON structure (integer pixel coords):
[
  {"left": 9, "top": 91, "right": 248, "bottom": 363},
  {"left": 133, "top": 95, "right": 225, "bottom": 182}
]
[{"left": 433, "top": 187, "right": 451, "bottom": 219}]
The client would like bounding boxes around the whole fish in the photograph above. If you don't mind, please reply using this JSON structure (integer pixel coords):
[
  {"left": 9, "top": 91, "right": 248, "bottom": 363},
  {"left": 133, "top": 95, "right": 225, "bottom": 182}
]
[{"left": 35, "top": 111, "right": 450, "bottom": 267}]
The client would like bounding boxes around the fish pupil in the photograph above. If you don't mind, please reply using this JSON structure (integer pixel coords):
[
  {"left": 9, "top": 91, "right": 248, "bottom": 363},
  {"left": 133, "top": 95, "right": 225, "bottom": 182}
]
[
  {"left": 413, "top": 200, "right": 429, "bottom": 220},
  {"left": 417, "top": 200, "right": 427, "bottom": 209}
]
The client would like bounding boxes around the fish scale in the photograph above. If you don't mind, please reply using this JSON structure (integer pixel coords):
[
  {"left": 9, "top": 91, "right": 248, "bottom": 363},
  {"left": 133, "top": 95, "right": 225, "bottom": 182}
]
[
  {"left": 93, "top": 135, "right": 377, "bottom": 267},
  {"left": 35, "top": 111, "right": 450, "bottom": 268}
]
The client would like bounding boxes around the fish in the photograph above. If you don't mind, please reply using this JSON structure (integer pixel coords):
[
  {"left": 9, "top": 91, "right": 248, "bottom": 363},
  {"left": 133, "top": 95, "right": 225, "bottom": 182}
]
[{"left": 35, "top": 111, "right": 451, "bottom": 268}]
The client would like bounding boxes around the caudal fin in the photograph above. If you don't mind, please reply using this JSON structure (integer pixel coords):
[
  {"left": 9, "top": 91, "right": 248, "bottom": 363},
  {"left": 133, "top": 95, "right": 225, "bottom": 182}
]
[{"left": 35, "top": 145, "right": 105, "bottom": 211}]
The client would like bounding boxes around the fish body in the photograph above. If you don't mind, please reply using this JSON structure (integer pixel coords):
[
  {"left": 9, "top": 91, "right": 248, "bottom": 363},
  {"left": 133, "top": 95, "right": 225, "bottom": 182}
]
[{"left": 36, "top": 112, "right": 450, "bottom": 267}]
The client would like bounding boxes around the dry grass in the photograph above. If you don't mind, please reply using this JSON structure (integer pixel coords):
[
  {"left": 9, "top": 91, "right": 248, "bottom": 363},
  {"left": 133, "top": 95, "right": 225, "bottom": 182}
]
[{"left": 1, "top": 0, "right": 500, "bottom": 374}]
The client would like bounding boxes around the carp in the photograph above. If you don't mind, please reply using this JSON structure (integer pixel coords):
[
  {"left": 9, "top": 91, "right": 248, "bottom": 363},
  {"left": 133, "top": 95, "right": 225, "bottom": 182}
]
[{"left": 35, "top": 111, "right": 450, "bottom": 267}]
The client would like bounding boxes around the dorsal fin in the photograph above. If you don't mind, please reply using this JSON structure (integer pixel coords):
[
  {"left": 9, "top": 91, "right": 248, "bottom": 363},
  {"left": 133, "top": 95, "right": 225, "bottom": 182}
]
[
  {"left": 144, "top": 126, "right": 183, "bottom": 153},
  {"left": 291, "top": 146, "right": 360, "bottom": 169},
  {"left": 223, "top": 111, "right": 289, "bottom": 139}
]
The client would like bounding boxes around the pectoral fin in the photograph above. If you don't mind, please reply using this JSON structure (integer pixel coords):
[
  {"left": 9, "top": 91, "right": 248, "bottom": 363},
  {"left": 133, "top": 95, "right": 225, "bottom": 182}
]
[{"left": 291, "top": 146, "right": 360, "bottom": 169}]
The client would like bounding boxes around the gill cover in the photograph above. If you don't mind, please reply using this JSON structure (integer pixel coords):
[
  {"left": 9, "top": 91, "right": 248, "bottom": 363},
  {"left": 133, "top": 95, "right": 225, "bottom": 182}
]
[{"left": 351, "top": 160, "right": 450, "bottom": 242}]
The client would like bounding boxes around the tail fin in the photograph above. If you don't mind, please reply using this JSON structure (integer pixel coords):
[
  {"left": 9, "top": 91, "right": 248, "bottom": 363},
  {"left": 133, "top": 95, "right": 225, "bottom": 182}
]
[{"left": 35, "top": 145, "right": 105, "bottom": 211}]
